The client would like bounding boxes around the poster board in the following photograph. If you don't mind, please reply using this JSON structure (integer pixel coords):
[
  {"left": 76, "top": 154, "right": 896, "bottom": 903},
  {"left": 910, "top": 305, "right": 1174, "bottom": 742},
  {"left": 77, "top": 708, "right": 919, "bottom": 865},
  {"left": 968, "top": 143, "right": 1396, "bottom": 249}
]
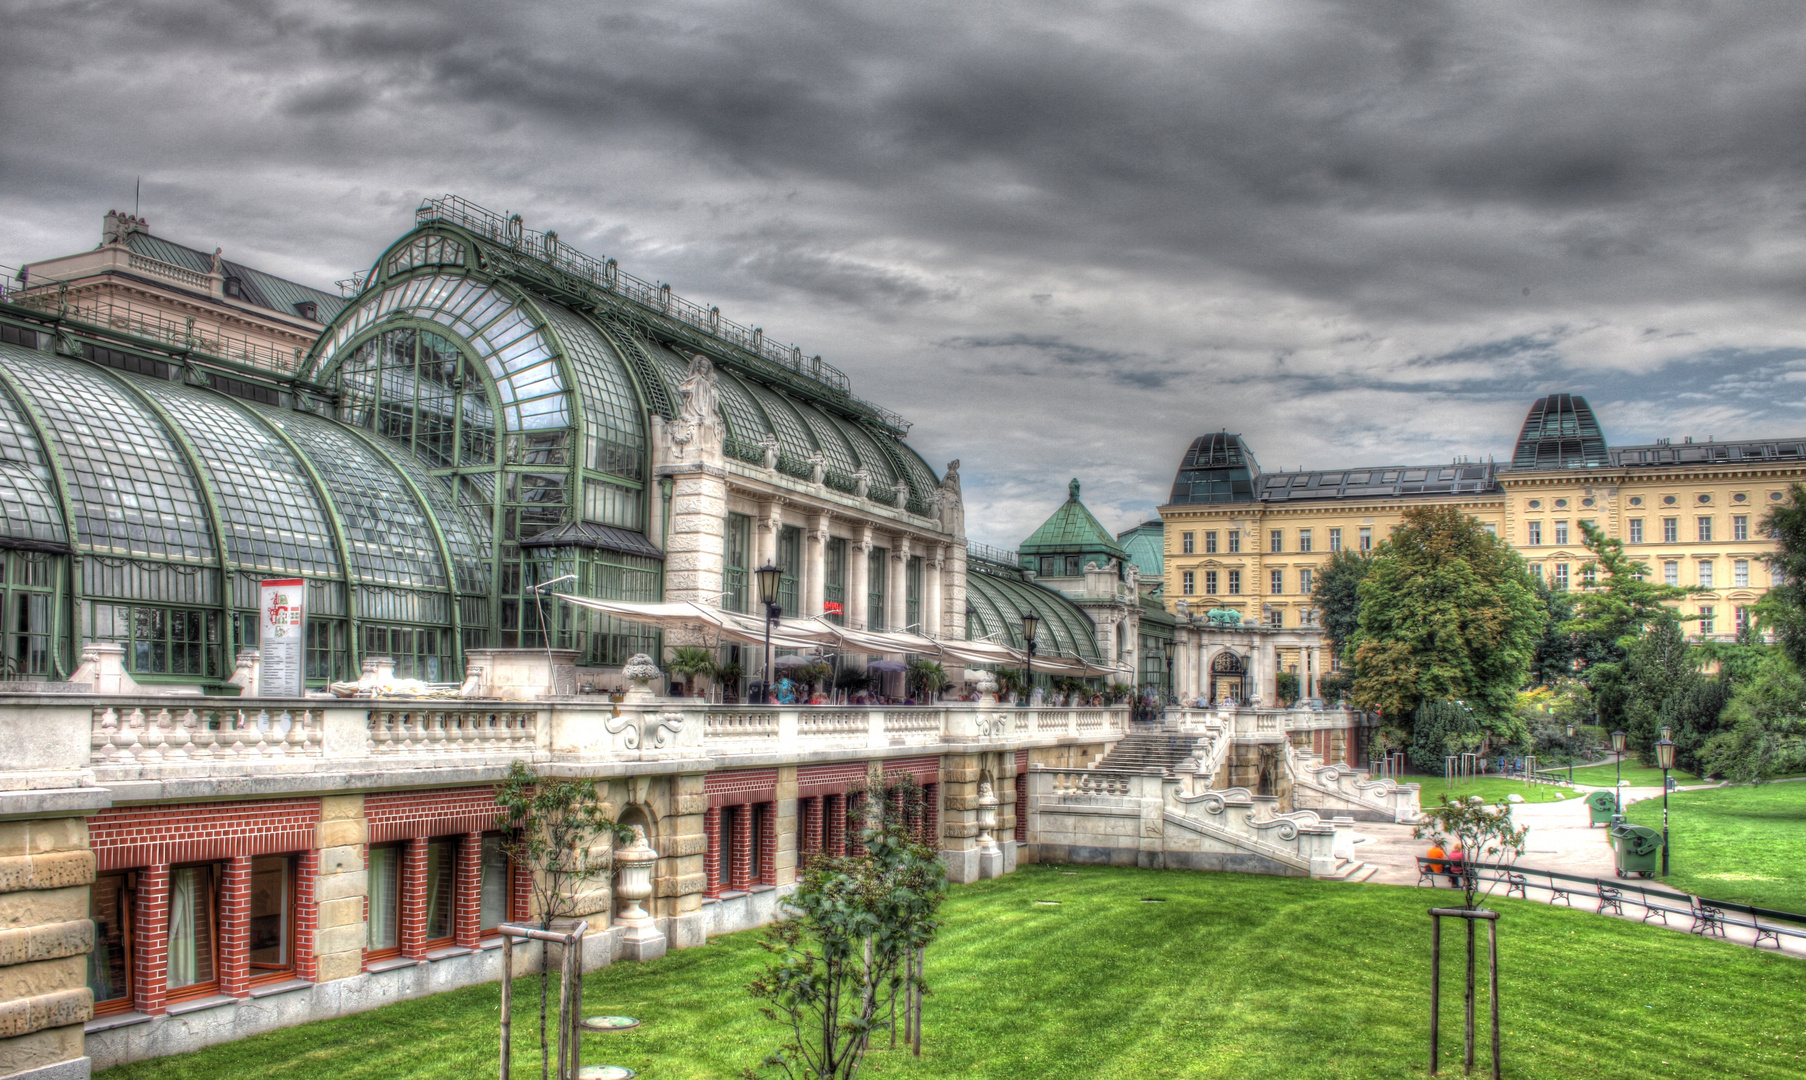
[{"left": 257, "top": 578, "right": 306, "bottom": 697}]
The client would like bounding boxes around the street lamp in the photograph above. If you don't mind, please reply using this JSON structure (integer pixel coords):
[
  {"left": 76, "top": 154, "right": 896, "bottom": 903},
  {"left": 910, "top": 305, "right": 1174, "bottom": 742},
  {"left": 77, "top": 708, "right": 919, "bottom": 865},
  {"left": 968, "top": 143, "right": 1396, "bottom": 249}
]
[
  {"left": 1656, "top": 725, "right": 1676, "bottom": 876},
  {"left": 754, "top": 562, "right": 784, "bottom": 705},
  {"left": 1567, "top": 724, "right": 1576, "bottom": 784},
  {"left": 1021, "top": 612, "right": 1040, "bottom": 704},
  {"left": 1162, "top": 639, "right": 1176, "bottom": 705},
  {"left": 1610, "top": 729, "right": 1627, "bottom": 813}
]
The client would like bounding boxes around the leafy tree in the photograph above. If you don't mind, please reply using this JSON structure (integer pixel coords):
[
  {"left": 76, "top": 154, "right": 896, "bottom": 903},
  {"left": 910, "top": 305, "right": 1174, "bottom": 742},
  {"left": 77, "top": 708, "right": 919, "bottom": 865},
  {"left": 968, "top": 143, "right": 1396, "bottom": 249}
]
[
  {"left": 1661, "top": 675, "right": 1736, "bottom": 776},
  {"left": 905, "top": 660, "right": 950, "bottom": 701},
  {"left": 1704, "top": 646, "right": 1806, "bottom": 782},
  {"left": 1346, "top": 507, "right": 1545, "bottom": 732},
  {"left": 1527, "top": 578, "right": 1578, "bottom": 685},
  {"left": 1565, "top": 520, "right": 1697, "bottom": 651},
  {"left": 1275, "top": 670, "right": 1300, "bottom": 707},
  {"left": 1312, "top": 548, "right": 1374, "bottom": 656},
  {"left": 745, "top": 778, "right": 946, "bottom": 1080},
  {"left": 1620, "top": 618, "right": 1699, "bottom": 764},
  {"left": 1413, "top": 795, "right": 1529, "bottom": 910},
  {"left": 1409, "top": 699, "right": 1482, "bottom": 773},
  {"left": 1759, "top": 483, "right": 1806, "bottom": 671},
  {"left": 495, "top": 763, "right": 632, "bottom": 1080}
]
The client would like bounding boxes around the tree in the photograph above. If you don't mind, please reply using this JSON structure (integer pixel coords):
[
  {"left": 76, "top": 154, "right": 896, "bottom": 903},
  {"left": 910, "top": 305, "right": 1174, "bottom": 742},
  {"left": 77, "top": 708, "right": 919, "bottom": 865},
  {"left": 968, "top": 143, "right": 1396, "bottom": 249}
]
[
  {"left": 905, "top": 660, "right": 949, "bottom": 702},
  {"left": 1413, "top": 795, "right": 1528, "bottom": 910},
  {"left": 666, "top": 646, "right": 718, "bottom": 698},
  {"left": 1409, "top": 699, "right": 1482, "bottom": 773},
  {"left": 495, "top": 762, "right": 632, "bottom": 1080},
  {"left": 1703, "top": 650, "right": 1806, "bottom": 782},
  {"left": 1346, "top": 507, "right": 1545, "bottom": 733},
  {"left": 745, "top": 778, "right": 946, "bottom": 1080},
  {"left": 1759, "top": 483, "right": 1806, "bottom": 671},
  {"left": 1275, "top": 670, "right": 1300, "bottom": 707},
  {"left": 1312, "top": 548, "right": 1374, "bottom": 656},
  {"left": 1620, "top": 618, "right": 1699, "bottom": 764},
  {"left": 1564, "top": 520, "right": 1697, "bottom": 653}
]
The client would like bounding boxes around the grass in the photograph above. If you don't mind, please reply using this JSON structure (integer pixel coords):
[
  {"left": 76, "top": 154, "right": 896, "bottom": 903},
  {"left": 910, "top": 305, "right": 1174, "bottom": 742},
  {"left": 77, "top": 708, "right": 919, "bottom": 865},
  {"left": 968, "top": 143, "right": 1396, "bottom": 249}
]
[
  {"left": 1398, "top": 774, "right": 1574, "bottom": 804},
  {"left": 99, "top": 866, "right": 1806, "bottom": 1080},
  {"left": 1567, "top": 762, "right": 1705, "bottom": 788},
  {"left": 1626, "top": 781, "right": 1806, "bottom": 913}
]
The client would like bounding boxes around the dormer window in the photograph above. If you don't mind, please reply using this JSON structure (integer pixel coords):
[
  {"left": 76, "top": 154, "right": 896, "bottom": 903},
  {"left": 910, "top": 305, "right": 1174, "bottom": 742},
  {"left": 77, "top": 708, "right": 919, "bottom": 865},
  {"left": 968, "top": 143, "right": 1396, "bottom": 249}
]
[
  {"left": 294, "top": 300, "right": 319, "bottom": 321},
  {"left": 223, "top": 277, "right": 244, "bottom": 299}
]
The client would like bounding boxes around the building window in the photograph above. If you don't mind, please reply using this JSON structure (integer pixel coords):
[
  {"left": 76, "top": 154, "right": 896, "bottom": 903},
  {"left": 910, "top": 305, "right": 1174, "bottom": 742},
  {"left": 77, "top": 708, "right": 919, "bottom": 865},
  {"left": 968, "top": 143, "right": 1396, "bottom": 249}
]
[
  {"left": 1266, "top": 610, "right": 1283, "bottom": 628},
  {"left": 824, "top": 538, "right": 847, "bottom": 624},
  {"left": 1733, "top": 515, "right": 1749, "bottom": 541},
  {"left": 1526, "top": 521, "right": 1542, "bottom": 545},
  {"left": 1299, "top": 568, "right": 1314, "bottom": 594},
  {"left": 1270, "top": 569, "right": 1284, "bottom": 594},
  {"left": 1358, "top": 527, "right": 1372, "bottom": 552},
  {"left": 1735, "top": 559, "right": 1750, "bottom": 588},
  {"left": 1182, "top": 571, "right": 1195, "bottom": 595},
  {"left": 1204, "top": 570, "right": 1218, "bottom": 595},
  {"left": 1298, "top": 529, "right": 1312, "bottom": 553},
  {"left": 424, "top": 838, "right": 459, "bottom": 947},
  {"left": 868, "top": 547, "right": 888, "bottom": 631},
  {"left": 1582, "top": 563, "right": 1597, "bottom": 585},
  {"left": 1227, "top": 570, "right": 1241, "bottom": 595},
  {"left": 1553, "top": 521, "right": 1568, "bottom": 545},
  {"left": 480, "top": 835, "right": 510, "bottom": 932},
  {"left": 1664, "top": 561, "right": 1679, "bottom": 586},
  {"left": 89, "top": 872, "right": 135, "bottom": 1014},
  {"left": 1554, "top": 564, "right": 1569, "bottom": 591},
  {"left": 1699, "top": 606, "right": 1715, "bottom": 636},
  {"left": 1227, "top": 530, "right": 1241, "bottom": 554},
  {"left": 1774, "top": 563, "right": 1787, "bottom": 587},
  {"left": 367, "top": 845, "right": 402, "bottom": 957},
  {"left": 1530, "top": 564, "right": 1542, "bottom": 580},
  {"left": 1663, "top": 517, "right": 1678, "bottom": 543},
  {"left": 1039, "top": 556, "right": 1056, "bottom": 576},
  {"left": 167, "top": 864, "right": 221, "bottom": 996},
  {"left": 1182, "top": 532, "right": 1194, "bottom": 554},
  {"left": 1628, "top": 519, "right": 1644, "bottom": 544},
  {"left": 1205, "top": 531, "right": 1218, "bottom": 554},
  {"left": 1736, "top": 606, "right": 1752, "bottom": 635},
  {"left": 723, "top": 513, "right": 751, "bottom": 614},
  {"left": 1270, "top": 530, "right": 1283, "bottom": 553},
  {"left": 1302, "top": 607, "right": 1319, "bottom": 626},
  {"left": 1328, "top": 528, "right": 1342, "bottom": 553},
  {"left": 1483, "top": 523, "right": 1497, "bottom": 536},
  {"left": 1064, "top": 555, "right": 1081, "bottom": 576},
  {"left": 248, "top": 856, "right": 294, "bottom": 982},
  {"left": 1698, "top": 561, "right": 1714, "bottom": 589},
  {"left": 1697, "top": 517, "right": 1713, "bottom": 543}
]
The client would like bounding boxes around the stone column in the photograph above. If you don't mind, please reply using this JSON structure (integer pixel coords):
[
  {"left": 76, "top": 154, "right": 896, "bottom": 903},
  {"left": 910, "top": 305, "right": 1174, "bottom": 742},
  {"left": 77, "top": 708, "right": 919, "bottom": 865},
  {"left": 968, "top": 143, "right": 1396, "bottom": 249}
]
[
  {"left": 1307, "top": 645, "right": 1320, "bottom": 699},
  {"left": 774, "top": 765, "right": 798, "bottom": 887},
  {"left": 658, "top": 463, "right": 728, "bottom": 607},
  {"left": 312, "top": 793, "right": 367, "bottom": 982},
  {"left": 756, "top": 499, "right": 782, "bottom": 572},
  {"left": 702, "top": 806, "right": 723, "bottom": 898},
  {"left": 849, "top": 529, "right": 872, "bottom": 630},
  {"left": 660, "top": 772, "right": 707, "bottom": 950},
  {"left": 454, "top": 833, "right": 483, "bottom": 948},
  {"left": 804, "top": 514, "right": 829, "bottom": 618},
  {"left": 0, "top": 813, "right": 99, "bottom": 1078},
  {"left": 887, "top": 535, "right": 911, "bottom": 633},
  {"left": 399, "top": 837, "right": 429, "bottom": 958},
  {"left": 926, "top": 545, "right": 945, "bottom": 639},
  {"left": 729, "top": 806, "right": 753, "bottom": 892},
  {"left": 939, "top": 752, "right": 984, "bottom": 884}
]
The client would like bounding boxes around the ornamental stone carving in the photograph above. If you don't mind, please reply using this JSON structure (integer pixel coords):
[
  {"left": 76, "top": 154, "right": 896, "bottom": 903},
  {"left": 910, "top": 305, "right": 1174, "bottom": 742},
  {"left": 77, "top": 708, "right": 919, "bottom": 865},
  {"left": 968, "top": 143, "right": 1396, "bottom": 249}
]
[{"left": 660, "top": 353, "right": 724, "bottom": 462}]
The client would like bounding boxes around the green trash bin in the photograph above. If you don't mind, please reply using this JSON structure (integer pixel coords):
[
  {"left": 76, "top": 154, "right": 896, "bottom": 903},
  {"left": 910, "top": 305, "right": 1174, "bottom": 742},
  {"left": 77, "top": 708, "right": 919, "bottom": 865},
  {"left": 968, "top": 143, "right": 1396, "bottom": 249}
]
[
  {"left": 1609, "top": 824, "right": 1663, "bottom": 878},
  {"left": 1586, "top": 790, "right": 1618, "bottom": 827}
]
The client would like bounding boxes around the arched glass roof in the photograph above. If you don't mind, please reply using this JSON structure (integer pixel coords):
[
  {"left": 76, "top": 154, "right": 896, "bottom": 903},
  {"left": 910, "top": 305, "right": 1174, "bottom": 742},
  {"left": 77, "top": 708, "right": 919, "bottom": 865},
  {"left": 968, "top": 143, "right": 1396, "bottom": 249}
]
[
  {"left": 311, "top": 272, "right": 570, "bottom": 431},
  {"left": 536, "top": 304, "right": 646, "bottom": 470},
  {"left": 0, "top": 461, "right": 65, "bottom": 551},
  {"left": 964, "top": 567, "right": 1100, "bottom": 660},
  {"left": 0, "top": 349, "right": 214, "bottom": 561}
]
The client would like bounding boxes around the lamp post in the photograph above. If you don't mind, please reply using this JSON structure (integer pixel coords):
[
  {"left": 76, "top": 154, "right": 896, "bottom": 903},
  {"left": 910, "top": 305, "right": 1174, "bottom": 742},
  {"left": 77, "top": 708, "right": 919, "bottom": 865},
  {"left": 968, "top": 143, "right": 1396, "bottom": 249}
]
[
  {"left": 1022, "top": 612, "right": 1039, "bottom": 705},
  {"left": 1162, "top": 639, "right": 1176, "bottom": 706},
  {"left": 1566, "top": 724, "right": 1575, "bottom": 784},
  {"left": 754, "top": 562, "right": 784, "bottom": 705},
  {"left": 1655, "top": 725, "right": 1676, "bottom": 876},
  {"left": 1610, "top": 729, "right": 1627, "bottom": 814}
]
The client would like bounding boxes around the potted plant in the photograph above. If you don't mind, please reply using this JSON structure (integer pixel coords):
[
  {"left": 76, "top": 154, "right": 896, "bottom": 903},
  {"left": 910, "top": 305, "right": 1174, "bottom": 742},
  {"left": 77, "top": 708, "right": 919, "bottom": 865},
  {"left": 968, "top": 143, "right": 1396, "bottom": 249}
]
[
  {"left": 717, "top": 662, "right": 744, "bottom": 703},
  {"left": 666, "top": 646, "right": 718, "bottom": 698},
  {"left": 906, "top": 659, "right": 950, "bottom": 703},
  {"left": 995, "top": 668, "right": 1024, "bottom": 704}
]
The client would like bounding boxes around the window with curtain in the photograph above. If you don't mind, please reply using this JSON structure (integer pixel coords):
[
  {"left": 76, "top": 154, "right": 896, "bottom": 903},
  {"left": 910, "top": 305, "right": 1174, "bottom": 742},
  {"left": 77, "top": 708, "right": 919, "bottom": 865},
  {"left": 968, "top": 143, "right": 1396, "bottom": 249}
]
[
  {"left": 425, "top": 838, "right": 458, "bottom": 944},
  {"left": 367, "top": 846, "right": 401, "bottom": 954},
  {"left": 480, "top": 835, "right": 510, "bottom": 932},
  {"left": 89, "top": 872, "right": 134, "bottom": 1013},
  {"left": 167, "top": 864, "right": 219, "bottom": 993},
  {"left": 248, "top": 856, "right": 292, "bottom": 978}
]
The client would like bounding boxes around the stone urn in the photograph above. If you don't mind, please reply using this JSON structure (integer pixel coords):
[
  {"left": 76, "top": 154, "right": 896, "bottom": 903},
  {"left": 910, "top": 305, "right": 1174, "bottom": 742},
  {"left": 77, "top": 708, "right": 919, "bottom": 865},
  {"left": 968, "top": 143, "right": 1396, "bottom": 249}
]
[
  {"left": 621, "top": 653, "right": 662, "bottom": 703},
  {"left": 976, "top": 780, "right": 1000, "bottom": 854},
  {"left": 613, "top": 825, "right": 658, "bottom": 923},
  {"left": 974, "top": 670, "right": 998, "bottom": 706}
]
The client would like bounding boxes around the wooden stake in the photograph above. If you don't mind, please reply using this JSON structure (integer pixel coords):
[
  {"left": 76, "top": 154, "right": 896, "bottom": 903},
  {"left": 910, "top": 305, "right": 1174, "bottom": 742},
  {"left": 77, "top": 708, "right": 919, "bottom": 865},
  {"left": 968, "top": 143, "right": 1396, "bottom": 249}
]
[
  {"left": 1465, "top": 917, "right": 1476, "bottom": 1074},
  {"left": 1488, "top": 920, "right": 1501, "bottom": 1080},
  {"left": 501, "top": 933, "right": 514, "bottom": 1080},
  {"left": 555, "top": 937, "right": 571, "bottom": 1080},
  {"left": 1430, "top": 914, "right": 1441, "bottom": 1076}
]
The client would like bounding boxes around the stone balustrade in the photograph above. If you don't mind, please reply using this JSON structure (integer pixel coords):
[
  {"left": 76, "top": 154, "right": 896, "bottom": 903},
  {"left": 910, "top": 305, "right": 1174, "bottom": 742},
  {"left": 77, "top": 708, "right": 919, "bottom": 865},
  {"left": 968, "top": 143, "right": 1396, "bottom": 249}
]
[
  {"left": 91, "top": 703, "right": 323, "bottom": 764},
  {"left": 367, "top": 707, "right": 538, "bottom": 755}
]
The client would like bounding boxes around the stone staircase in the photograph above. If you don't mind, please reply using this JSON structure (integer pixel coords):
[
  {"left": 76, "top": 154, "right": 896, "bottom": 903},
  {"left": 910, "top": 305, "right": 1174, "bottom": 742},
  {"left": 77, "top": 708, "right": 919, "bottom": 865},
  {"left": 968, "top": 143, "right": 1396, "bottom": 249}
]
[{"left": 1091, "top": 729, "right": 1202, "bottom": 774}]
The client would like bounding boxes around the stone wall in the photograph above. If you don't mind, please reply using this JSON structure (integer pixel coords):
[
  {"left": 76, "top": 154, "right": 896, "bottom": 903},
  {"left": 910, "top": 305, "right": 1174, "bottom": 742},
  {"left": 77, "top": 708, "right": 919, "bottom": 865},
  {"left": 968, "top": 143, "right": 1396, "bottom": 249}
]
[{"left": 0, "top": 817, "right": 94, "bottom": 1080}]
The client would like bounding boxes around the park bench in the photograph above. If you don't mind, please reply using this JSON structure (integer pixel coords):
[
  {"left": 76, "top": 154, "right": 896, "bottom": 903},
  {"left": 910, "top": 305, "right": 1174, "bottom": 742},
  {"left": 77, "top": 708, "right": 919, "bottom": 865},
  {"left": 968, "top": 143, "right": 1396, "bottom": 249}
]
[
  {"left": 1617, "top": 881, "right": 1695, "bottom": 926},
  {"left": 1596, "top": 882, "right": 1625, "bottom": 916},
  {"left": 1692, "top": 900, "right": 1806, "bottom": 949}
]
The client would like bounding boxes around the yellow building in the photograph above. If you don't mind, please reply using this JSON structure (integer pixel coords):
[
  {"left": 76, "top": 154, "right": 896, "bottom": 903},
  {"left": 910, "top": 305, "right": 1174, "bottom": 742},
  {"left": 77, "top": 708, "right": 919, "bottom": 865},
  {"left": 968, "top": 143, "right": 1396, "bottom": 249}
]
[{"left": 1159, "top": 395, "right": 1805, "bottom": 665}]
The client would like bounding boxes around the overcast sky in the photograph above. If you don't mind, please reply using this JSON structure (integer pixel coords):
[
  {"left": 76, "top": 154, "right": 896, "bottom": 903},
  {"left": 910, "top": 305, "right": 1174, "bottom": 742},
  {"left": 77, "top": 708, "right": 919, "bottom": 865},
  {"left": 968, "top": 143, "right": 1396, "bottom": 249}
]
[{"left": 7, "top": 1, "right": 1806, "bottom": 548}]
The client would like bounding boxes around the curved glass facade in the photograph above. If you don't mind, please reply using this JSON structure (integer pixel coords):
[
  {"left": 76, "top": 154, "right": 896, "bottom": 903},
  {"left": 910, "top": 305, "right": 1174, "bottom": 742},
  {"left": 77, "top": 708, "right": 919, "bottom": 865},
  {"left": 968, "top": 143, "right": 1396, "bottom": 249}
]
[{"left": 964, "top": 565, "right": 1100, "bottom": 661}]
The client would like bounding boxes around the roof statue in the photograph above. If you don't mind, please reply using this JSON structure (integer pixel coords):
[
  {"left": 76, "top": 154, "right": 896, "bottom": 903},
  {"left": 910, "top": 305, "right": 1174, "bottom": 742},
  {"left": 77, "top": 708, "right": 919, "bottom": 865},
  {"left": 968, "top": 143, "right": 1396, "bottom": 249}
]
[
  {"left": 943, "top": 459, "right": 961, "bottom": 495},
  {"left": 1205, "top": 608, "right": 1243, "bottom": 627},
  {"left": 663, "top": 352, "right": 723, "bottom": 460}
]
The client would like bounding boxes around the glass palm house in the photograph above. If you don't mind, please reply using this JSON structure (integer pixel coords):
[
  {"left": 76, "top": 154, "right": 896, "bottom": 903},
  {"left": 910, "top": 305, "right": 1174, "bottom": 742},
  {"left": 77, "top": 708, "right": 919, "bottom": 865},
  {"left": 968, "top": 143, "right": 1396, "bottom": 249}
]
[{"left": 0, "top": 196, "right": 977, "bottom": 688}]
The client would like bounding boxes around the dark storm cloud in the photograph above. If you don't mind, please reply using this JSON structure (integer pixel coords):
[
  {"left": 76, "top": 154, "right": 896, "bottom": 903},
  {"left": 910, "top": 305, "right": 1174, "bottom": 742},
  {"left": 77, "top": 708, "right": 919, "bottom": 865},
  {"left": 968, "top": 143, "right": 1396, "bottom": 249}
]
[{"left": 6, "top": 1, "right": 1806, "bottom": 543}]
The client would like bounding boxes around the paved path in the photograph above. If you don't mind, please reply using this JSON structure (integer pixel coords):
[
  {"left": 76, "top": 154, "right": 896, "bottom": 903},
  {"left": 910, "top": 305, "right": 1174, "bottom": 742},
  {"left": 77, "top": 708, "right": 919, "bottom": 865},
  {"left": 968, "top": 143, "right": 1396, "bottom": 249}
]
[{"left": 1350, "top": 785, "right": 1806, "bottom": 959}]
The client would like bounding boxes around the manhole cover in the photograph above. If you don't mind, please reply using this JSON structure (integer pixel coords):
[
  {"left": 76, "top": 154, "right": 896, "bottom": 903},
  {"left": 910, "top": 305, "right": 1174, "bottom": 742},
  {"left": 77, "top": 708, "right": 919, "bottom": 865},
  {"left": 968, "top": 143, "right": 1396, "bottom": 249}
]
[
  {"left": 582, "top": 1016, "right": 641, "bottom": 1032},
  {"left": 577, "top": 1068, "right": 637, "bottom": 1080}
]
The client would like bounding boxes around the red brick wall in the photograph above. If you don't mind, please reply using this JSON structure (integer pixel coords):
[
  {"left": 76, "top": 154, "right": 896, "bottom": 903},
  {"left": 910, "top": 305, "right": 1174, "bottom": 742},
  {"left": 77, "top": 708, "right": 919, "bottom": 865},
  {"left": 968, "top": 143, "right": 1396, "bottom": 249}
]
[
  {"left": 399, "top": 838, "right": 429, "bottom": 958},
  {"left": 923, "top": 784, "right": 939, "bottom": 846},
  {"left": 705, "top": 768, "right": 778, "bottom": 808},
  {"left": 366, "top": 788, "right": 504, "bottom": 843},
  {"left": 757, "top": 802, "right": 777, "bottom": 887},
  {"left": 90, "top": 799, "right": 321, "bottom": 871},
  {"left": 218, "top": 856, "right": 251, "bottom": 995},
  {"left": 1014, "top": 774, "right": 1028, "bottom": 843},
  {"left": 455, "top": 833, "right": 483, "bottom": 948},
  {"left": 728, "top": 806, "right": 753, "bottom": 891},
  {"left": 802, "top": 796, "right": 823, "bottom": 859},
  {"left": 703, "top": 806, "right": 723, "bottom": 898},
  {"left": 796, "top": 761, "right": 868, "bottom": 798},
  {"left": 885, "top": 755, "right": 940, "bottom": 787},
  {"left": 293, "top": 850, "right": 319, "bottom": 981},
  {"left": 826, "top": 793, "right": 846, "bottom": 857},
  {"left": 132, "top": 863, "right": 170, "bottom": 1014}
]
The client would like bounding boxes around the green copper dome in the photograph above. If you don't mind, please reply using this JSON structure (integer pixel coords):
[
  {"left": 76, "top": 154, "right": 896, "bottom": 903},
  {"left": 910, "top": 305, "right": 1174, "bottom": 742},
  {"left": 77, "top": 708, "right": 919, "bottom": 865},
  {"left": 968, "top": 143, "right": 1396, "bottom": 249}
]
[{"left": 1017, "top": 478, "right": 1127, "bottom": 577}]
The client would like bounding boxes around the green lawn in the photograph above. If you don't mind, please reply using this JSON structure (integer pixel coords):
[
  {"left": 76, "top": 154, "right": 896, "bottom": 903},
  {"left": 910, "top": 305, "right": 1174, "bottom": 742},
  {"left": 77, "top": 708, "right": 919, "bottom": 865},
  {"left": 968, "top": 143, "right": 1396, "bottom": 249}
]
[
  {"left": 99, "top": 866, "right": 1806, "bottom": 1080},
  {"left": 1399, "top": 774, "right": 1574, "bottom": 804},
  {"left": 1568, "top": 762, "right": 1704, "bottom": 788},
  {"left": 1627, "top": 782, "right": 1806, "bottom": 913}
]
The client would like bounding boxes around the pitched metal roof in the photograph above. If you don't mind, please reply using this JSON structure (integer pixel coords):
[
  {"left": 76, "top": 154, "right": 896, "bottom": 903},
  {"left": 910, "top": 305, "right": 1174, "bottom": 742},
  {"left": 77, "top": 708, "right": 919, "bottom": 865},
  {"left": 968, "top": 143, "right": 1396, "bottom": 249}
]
[
  {"left": 1255, "top": 461, "right": 1500, "bottom": 502},
  {"left": 1018, "top": 479, "right": 1128, "bottom": 559},
  {"left": 1116, "top": 521, "right": 1164, "bottom": 576},
  {"left": 125, "top": 233, "right": 346, "bottom": 322}
]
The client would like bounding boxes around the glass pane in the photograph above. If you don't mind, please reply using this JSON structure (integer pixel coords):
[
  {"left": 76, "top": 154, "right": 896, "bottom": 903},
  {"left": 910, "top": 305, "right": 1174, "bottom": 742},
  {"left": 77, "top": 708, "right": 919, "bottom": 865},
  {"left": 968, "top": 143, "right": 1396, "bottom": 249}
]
[
  {"left": 367, "top": 847, "right": 400, "bottom": 950},
  {"left": 426, "top": 839, "right": 457, "bottom": 941},
  {"left": 249, "top": 856, "right": 290, "bottom": 971},
  {"left": 168, "top": 865, "right": 217, "bottom": 989},
  {"left": 89, "top": 873, "right": 131, "bottom": 1005},
  {"left": 481, "top": 836, "right": 509, "bottom": 930}
]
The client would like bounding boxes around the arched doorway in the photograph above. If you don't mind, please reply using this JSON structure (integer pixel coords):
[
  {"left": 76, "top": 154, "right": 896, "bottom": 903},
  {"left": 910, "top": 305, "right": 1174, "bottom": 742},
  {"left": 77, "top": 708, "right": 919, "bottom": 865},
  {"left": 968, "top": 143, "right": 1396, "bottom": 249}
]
[{"left": 1210, "top": 651, "right": 1246, "bottom": 705}]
